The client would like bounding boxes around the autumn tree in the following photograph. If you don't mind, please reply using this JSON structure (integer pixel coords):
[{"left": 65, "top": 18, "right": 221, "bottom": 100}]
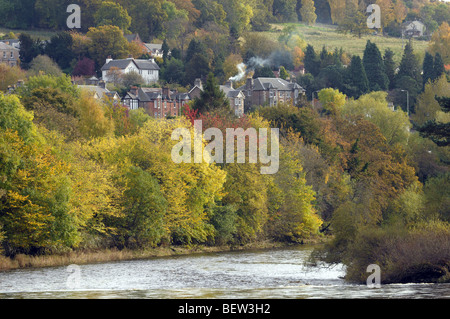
[
  {"left": 300, "top": 0, "right": 317, "bottom": 25},
  {"left": 428, "top": 22, "right": 450, "bottom": 64},
  {"left": 86, "top": 25, "right": 130, "bottom": 68}
]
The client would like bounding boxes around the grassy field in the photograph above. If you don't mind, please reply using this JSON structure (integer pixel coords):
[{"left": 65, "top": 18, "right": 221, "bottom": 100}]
[
  {"left": 261, "top": 23, "right": 430, "bottom": 64},
  {"left": 0, "top": 28, "right": 56, "bottom": 40}
]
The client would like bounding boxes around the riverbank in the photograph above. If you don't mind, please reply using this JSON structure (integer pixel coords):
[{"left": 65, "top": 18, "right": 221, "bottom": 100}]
[{"left": 0, "top": 239, "right": 324, "bottom": 272}]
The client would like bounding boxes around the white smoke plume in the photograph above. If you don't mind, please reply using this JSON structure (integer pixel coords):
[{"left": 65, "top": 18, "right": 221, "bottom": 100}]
[
  {"left": 228, "top": 57, "right": 272, "bottom": 82},
  {"left": 228, "top": 63, "right": 247, "bottom": 82}
]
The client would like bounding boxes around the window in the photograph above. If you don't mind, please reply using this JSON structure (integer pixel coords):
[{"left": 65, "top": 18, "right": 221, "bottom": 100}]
[
  {"left": 3, "top": 52, "right": 6, "bottom": 58},
  {"left": 10, "top": 52, "right": 13, "bottom": 58}
]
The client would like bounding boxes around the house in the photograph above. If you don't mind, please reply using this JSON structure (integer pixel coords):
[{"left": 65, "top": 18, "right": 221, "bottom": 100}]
[
  {"left": 220, "top": 81, "right": 245, "bottom": 117},
  {"left": 0, "top": 39, "right": 20, "bottom": 50},
  {"left": 0, "top": 42, "right": 19, "bottom": 67},
  {"left": 124, "top": 34, "right": 143, "bottom": 44},
  {"left": 188, "top": 78, "right": 204, "bottom": 100},
  {"left": 78, "top": 82, "right": 121, "bottom": 104},
  {"left": 144, "top": 43, "right": 167, "bottom": 58},
  {"left": 101, "top": 56, "right": 160, "bottom": 84},
  {"left": 122, "top": 86, "right": 191, "bottom": 118},
  {"left": 403, "top": 21, "right": 426, "bottom": 37},
  {"left": 238, "top": 77, "right": 306, "bottom": 110}
]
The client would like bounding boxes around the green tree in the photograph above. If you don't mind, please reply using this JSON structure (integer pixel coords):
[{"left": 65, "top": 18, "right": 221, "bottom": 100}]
[
  {"left": 94, "top": 1, "right": 131, "bottom": 31},
  {"left": 299, "top": 0, "right": 317, "bottom": 25},
  {"left": 28, "top": 55, "right": 63, "bottom": 77},
  {"left": 45, "top": 32, "right": 76, "bottom": 72},
  {"left": 422, "top": 52, "right": 434, "bottom": 89},
  {"left": 418, "top": 95, "right": 450, "bottom": 147},
  {"left": 304, "top": 44, "right": 320, "bottom": 76},
  {"left": 395, "top": 41, "right": 421, "bottom": 89},
  {"left": 433, "top": 52, "right": 445, "bottom": 82},
  {"left": 363, "top": 40, "right": 389, "bottom": 91},
  {"left": 337, "top": 1, "right": 370, "bottom": 38},
  {"left": 87, "top": 25, "right": 130, "bottom": 69},
  {"left": 192, "top": 73, "right": 229, "bottom": 113},
  {"left": 18, "top": 33, "right": 43, "bottom": 70},
  {"left": 345, "top": 55, "right": 369, "bottom": 98},
  {"left": 318, "top": 88, "right": 346, "bottom": 115},
  {"left": 118, "top": 166, "right": 167, "bottom": 248},
  {"left": 383, "top": 48, "right": 396, "bottom": 91}
]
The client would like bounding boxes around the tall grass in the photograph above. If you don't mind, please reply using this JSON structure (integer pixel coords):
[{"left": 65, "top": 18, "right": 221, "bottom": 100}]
[{"left": 256, "top": 23, "right": 429, "bottom": 64}]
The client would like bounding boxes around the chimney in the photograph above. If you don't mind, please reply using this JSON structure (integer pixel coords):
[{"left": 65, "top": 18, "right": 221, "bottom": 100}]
[
  {"left": 130, "top": 86, "right": 138, "bottom": 96},
  {"left": 149, "top": 58, "right": 155, "bottom": 63},
  {"left": 127, "top": 54, "right": 133, "bottom": 59},
  {"left": 194, "top": 78, "right": 203, "bottom": 90},
  {"left": 246, "top": 77, "right": 253, "bottom": 91},
  {"left": 163, "top": 87, "right": 171, "bottom": 99},
  {"left": 106, "top": 55, "right": 113, "bottom": 64},
  {"left": 225, "top": 80, "right": 233, "bottom": 89}
]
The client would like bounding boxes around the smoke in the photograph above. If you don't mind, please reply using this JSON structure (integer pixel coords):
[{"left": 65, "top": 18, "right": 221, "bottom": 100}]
[
  {"left": 228, "top": 57, "right": 271, "bottom": 82},
  {"left": 228, "top": 52, "right": 292, "bottom": 82},
  {"left": 228, "top": 63, "right": 247, "bottom": 82}
]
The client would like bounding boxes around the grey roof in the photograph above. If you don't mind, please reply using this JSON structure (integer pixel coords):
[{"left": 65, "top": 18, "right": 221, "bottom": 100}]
[
  {"left": 145, "top": 43, "right": 162, "bottom": 51},
  {"left": 238, "top": 77, "right": 305, "bottom": 92},
  {"left": 0, "top": 42, "right": 19, "bottom": 51},
  {"left": 134, "top": 59, "right": 160, "bottom": 70},
  {"left": 220, "top": 85, "right": 244, "bottom": 98},
  {"left": 101, "top": 58, "right": 159, "bottom": 71},
  {"left": 78, "top": 85, "right": 110, "bottom": 99},
  {"left": 124, "top": 34, "right": 140, "bottom": 42},
  {"left": 101, "top": 59, "right": 134, "bottom": 71}
]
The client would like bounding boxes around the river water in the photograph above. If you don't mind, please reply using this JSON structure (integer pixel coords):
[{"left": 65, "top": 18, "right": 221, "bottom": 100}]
[{"left": 0, "top": 245, "right": 449, "bottom": 299}]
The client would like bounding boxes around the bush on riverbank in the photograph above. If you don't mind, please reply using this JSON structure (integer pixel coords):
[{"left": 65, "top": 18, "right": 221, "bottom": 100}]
[{"left": 316, "top": 220, "right": 450, "bottom": 284}]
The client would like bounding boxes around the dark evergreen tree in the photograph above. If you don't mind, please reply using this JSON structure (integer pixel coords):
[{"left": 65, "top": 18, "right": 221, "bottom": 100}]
[
  {"left": 418, "top": 96, "right": 450, "bottom": 147},
  {"left": 45, "top": 32, "right": 75, "bottom": 72},
  {"left": 345, "top": 55, "right": 369, "bottom": 98},
  {"left": 18, "top": 33, "right": 43, "bottom": 70},
  {"left": 422, "top": 52, "right": 435, "bottom": 89},
  {"left": 362, "top": 40, "right": 389, "bottom": 91},
  {"left": 192, "top": 72, "right": 229, "bottom": 114},
  {"left": 304, "top": 44, "right": 320, "bottom": 77},
  {"left": 383, "top": 48, "right": 396, "bottom": 90},
  {"left": 433, "top": 52, "right": 445, "bottom": 81},
  {"left": 396, "top": 41, "right": 421, "bottom": 87},
  {"left": 162, "top": 39, "right": 169, "bottom": 66}
]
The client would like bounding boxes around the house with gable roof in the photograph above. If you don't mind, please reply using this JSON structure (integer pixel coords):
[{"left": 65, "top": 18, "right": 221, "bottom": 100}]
[
  {"left": 101, "top": 56, "right": 160, "bottom": 85},
  {"left": 238, "top": 77, "right": 305, "bottom": 110}
]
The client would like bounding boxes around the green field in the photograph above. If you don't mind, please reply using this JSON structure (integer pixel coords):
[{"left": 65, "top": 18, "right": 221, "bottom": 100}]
[
  {"left": 261, "top": 23, "right": 430, "bottom": 64},
  {"left": 0, "top": 28, "right": 56, "bottom": 40}
]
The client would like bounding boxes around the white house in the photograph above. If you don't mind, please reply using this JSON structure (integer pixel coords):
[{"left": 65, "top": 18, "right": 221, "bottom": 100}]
[
  {"left": 101, "top": 56, "right": 160, "bottom": 84},
  {"left": 403, "top": 21, "right": 426, "bottom": 37}
]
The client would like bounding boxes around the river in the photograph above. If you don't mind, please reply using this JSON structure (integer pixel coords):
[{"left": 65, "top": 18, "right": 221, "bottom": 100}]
[{"left": 0, "top": 245, "right": 449, "bottom": 299}]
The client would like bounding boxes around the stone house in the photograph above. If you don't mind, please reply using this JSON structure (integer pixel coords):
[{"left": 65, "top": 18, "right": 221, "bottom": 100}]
[
  {"left": 220, "top": 81, "right": 245, "bottom": 117},
  {"left": 238, "top": 77, "right": 306, "bottom": 110},
  {"left": 0, "top": 42, "right": 19, "bottom": 67}
]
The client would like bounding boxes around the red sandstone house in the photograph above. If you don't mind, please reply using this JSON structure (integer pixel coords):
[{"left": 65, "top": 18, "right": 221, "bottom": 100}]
[{"left": 123, "top": 86, "right": 191, "bottom": 118}]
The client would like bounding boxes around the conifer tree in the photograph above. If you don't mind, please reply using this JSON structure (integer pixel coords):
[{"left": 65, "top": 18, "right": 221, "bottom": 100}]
[
  {"left": 362, "top": 41, "right": 389, "bottom": 91},
  {"left": 346, "top": 55, "right": 369, "bottom": 97},
  {"left": 422, "top": 52, "right": 435, "bottom": 89},
  {"left": 192, "top": 72, "right": 229, "bottom": 114},
  {"left": 433, "top": 52, "right": 445, "bottom": 82},
  {"left": 304, "top": 44, "right": 320, "bottom": 76},
  {"left": 383, "top": 48, "right": 396, "bottom": 90}
]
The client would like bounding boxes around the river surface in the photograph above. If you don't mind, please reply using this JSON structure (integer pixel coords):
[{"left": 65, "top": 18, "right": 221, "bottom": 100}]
[{"left": 0, "top": 245, "right": 449, "bottom": 299}]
